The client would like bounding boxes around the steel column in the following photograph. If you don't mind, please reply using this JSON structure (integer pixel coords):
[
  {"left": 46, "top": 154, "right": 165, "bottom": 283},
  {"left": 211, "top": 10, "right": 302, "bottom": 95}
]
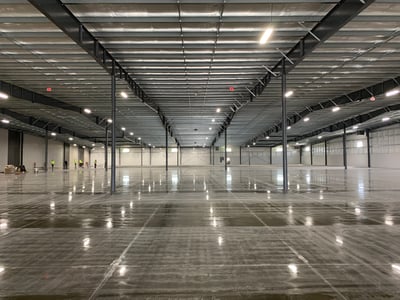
[
  {"left": 141, "top": 146, "right": 143, "bottom": 167},
  {"left": 281, "top": 59, "right": 288, "bottom": 193},
  {"left": 310, "top": 144, "right": 313, "bottom": 166},
  {"left": 367, "top": 129, "right": 371, "bottom": 168},
  {"left": 165, "top": 128, "right": 168, "bottom": 171},
  {"left": 343, "top": 126, "right": 347, "bottom": 170},
  {"left": 63, "top": 143, "right": 67, "bottom": 169},
  {"left": 299, "top": 146, "right": 303, "bottom": 164},
  {"left": 248, "top": 148, "right": 250, "bottom": 166},
  {"left": 111, "top": 69, "right": 116, "bottom": 193},
  {"left": 270, "top": 147, "right": 272, "bottom": 165},
  {"left": 224, "top": 129, "right": 227, "bottom": 170},
  {"left": 149, "top": 146, "right": 152, "bottom": 166},
  {"left": 212, "top": 146, "right": 215, "bottom": 165},
  {"left": 20, "top": 132, "right": 24, "bottom": 166},
  {"left": 239, "top": 146, "right": 242, "bottom": 165},
  {"left": 44, "top": 129, "right": 48, "bottom": 171},
  {"left": 324, "top": 140, "right": 328, "bottom": 166},
  {"left": 105, "top": 126, "right": 108, "bottom": 170}
]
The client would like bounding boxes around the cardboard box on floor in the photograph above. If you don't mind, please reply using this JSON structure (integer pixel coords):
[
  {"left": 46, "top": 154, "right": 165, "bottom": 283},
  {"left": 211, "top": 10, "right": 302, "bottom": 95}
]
[{"left": 4, "top": 165, "right": 15, "bottom": 174}]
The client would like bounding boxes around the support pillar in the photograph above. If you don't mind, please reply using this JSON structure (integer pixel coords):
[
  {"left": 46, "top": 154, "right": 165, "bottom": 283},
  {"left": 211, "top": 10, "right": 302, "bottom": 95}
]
[
  {"left": 111, "top": 66, "right": 116, "bottom": 193},
  {"left": 224, "top": 128, "right": 227, "bottom": 170},
  {"left": 105, "top": 125, "right": 108, "bottom": 170},
  {"left": 239, "top": 146, "right": 242, "bottom": 165},
  {"left": 366, "top": 129, "right": 371, "bottom": 168},
  {"left": 324, "top": 140, "right": 328, "bottom": 166},
  {"left": 343, "top": 126, "right": 347, "bottom": 170},
  {"left": 149, "top": 146, "right": 152, "bottom": 166},
  {"left": 20, "top": 132, "right": 24, "bottom": 166},
  {"left": 299, "top": 146, "right": 303, "bottom": 164},
  {"left": 281, "top": 59, "right": 288, "bottom": 192},
  {"left": 141, "top": 146, "right": 143, "bottom": 167},
  {"left": 310, "top": 144, "right": 313, "bottom": 166},
  {"left": 270, "top": 147, "right": 272, "bottom": 165},
  {"left": 45, "top": 128, "right": 48, "bottom": 171},
  {"left": 165, "top": 128, "right": 168, "bottom": 171},
  {"left": 212, "top": 146, "right": 215, "bottom": 165},
  {"left": 248, "top": 147, "right": 250, "bottom": 166}
]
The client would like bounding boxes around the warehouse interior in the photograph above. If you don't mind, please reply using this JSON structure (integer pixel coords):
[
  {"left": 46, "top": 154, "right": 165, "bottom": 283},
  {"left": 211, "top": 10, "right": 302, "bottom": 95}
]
[{"left": 1, "top": 0, "right": 400, "bottom": 298}]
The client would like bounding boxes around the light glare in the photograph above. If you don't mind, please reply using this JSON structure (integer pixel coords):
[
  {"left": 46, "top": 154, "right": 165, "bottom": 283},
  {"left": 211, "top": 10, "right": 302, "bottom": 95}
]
[{"left": 259, "top": 27, "right": 274, "bottom": 45}]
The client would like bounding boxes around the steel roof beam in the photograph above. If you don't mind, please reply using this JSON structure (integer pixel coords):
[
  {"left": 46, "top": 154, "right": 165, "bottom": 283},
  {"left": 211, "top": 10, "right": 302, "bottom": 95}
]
[
  {"left": 0, "top": 80, "right": 81, "bottom": 114},
  {"left": 0, "top": 80, "right": 110, "bottom": 126},
  {"left": 1, "top": 108, "right": 142, "bottom": 146},
  {"left": 214, "top": 0, "right": 375, "bottom": 144},
  {"left": 1, "top": 108, "right": 90, "bottom": 140},
  {"left": 292, "top": 103, "right": 400, "bottom": 142},
  {"left": 28, "top": 0, "right": 176, "bottom": 142},
  {"left": 248, "top": 76, "right": 400, "bottom": 145}
]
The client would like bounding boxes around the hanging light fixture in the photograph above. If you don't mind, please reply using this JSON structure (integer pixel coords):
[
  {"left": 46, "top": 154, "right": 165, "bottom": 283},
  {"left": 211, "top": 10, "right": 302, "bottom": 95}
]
[{"left": 259, "top": 1, "right": 274, "bottom": 45}]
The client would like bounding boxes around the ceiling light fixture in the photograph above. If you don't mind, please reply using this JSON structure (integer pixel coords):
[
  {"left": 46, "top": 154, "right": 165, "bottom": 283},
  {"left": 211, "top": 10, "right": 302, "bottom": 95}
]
[
  {"left": 353, "top": 125, "right": 359, "bottom": 130},
  {"left": 287, "top": 126, "right": 291, "bottom": 130},
  {"left": 386, "top": 89, "right": 399, "bottom": 97},
  {"left": 120, "top": 91, "right": 128, "bottom": 99},
  {"left": 318, "top": 136, "right": 322, "bottom": 139},
  {"left": 216, "top": 108, "right": 221, "bottom": 113},
  {"left": 83, "top": 108, "right": 91, "bottom": 114},
  {"left": 121, "top": 127, "right": 126, "bottom": 131},
  {"left": 382, "top": 117, "right": 390, "bottom": 122},
  {"left": 253, "top": 142, "right": 256, "bottom": 146},
  {"left": 332, "top": 106, "right": 340, "bottom": 112},
  {"left": 68, "top": 137, "right": 74, "bottom": 141},
  {"left": 138, "top": 137, "right": 141, "bottom": 140},
  {"left": 107, "top": 118, "right": 112, "bottom": 123},
  {"left": 285, "top": 91, "right": 294, "bottom": 98},
  {"left": 51, "top": 132, "right": 56, "bottom": 136},
  {"left": 266, "top": 136, "right": 270, "bottom": 140},
  {"left": 129, "top": 132, "right": 134, "bottom": 136},
  {"left": 303, "top": 117, "right": 310, "bottom": 122},
  {"left": 259, "top": 27, "right": 274, "bottom": 45},
  {"left": 209, "top": 127, "right": 212, "bottom": 131},
  {"left": 0, "top": 92, "right": 9, "bottom": 100},
  {"left": 1, "top": 119, "right": 10, "bottom": 124},
  {"left": 212, "top": 119, "right": 215, "bottom": 123}
]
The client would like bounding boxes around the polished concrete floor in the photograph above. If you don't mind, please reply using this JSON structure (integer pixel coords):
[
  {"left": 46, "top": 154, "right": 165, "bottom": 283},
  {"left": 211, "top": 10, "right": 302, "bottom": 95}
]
[{"left": 1, "top": 166, "right": 400, "bottom": 299}]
